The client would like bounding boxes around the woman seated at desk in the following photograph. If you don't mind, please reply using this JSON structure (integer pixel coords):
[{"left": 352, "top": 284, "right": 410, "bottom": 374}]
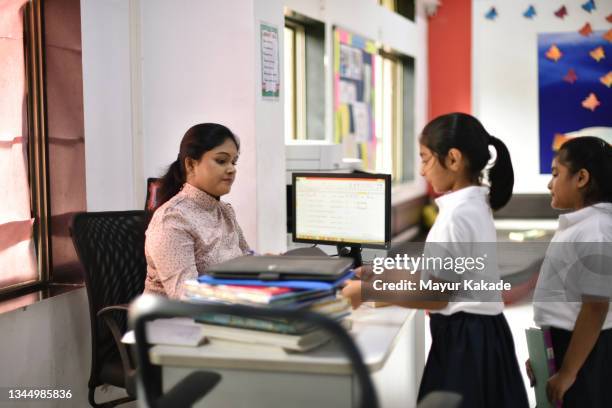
[{"left": 144, "top": 123, "right": 250, "bottom": 298}]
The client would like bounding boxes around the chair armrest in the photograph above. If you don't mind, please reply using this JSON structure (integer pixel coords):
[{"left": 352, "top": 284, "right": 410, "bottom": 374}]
[
  {"left": 97, "top": 305, "right": 135, "bottom": 394},
  {"left": 97, "top": 305, "right": 129, "bottom": 316}
]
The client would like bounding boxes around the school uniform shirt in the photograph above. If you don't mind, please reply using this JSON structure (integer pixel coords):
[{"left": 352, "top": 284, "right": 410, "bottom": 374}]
[
  {"left": 144, "top": 182, "right": 250, "bottom": 299},
  {"left": 534, "top": 202, "right": 612, "bottom": 331},
  {"left": 424, "top": 186, "right": 504, "bottom": 316}
]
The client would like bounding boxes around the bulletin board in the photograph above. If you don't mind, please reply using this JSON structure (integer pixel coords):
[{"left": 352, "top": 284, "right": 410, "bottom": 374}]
[{"left": 333, "top": 27, "right": 378, "bottom": 168}]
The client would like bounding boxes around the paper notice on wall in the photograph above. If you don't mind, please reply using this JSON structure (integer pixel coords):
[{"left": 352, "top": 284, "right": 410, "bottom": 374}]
[
  {"left": 260, "top": 23, "right": 280, "bottom": 99},
  {"left": 339, "top": 44, "right": 352, "bottom": 79},
  {"left": 352, "top": 102, "right": 370, "bottom": 143},
  {"left": 339, "top": 44, "right": 363, "bottom": 80},
  {"left": 339, "top": 81, "right": 357, "bottom": 103},
  {"left": 350, "top": 48, "right": 363, "bottom": 80}
]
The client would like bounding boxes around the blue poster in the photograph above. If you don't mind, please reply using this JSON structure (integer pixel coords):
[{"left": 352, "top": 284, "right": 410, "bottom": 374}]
[{"left": 537, "top": 31, "right": 611, "bottom": 174}]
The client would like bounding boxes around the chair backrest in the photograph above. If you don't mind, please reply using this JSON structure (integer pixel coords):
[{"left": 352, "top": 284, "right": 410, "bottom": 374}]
[
  {"left": 145, "top": 178, "right": 162, "bottom": 212},
  {"left": 70, "top": 211, "right": 148, "bottom": 385},
  {"left": 129, "top": 294, "right": 379, "bottom": 408}
]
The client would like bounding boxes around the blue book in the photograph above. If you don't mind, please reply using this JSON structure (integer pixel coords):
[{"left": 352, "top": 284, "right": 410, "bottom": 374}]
[{"left": 198, "top": 270, "right": 354, "bottom": 291}]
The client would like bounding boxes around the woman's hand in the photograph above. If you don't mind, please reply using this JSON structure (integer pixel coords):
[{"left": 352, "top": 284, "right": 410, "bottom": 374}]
[
  {"left": 341, "top": 280, "right": 363, "bottom": 309},
  {"left": 525, "top": 359, "right": 535, "bottom": 387},
  {"left": 546, "top": 370, "right": 575, "bottom": 404}
]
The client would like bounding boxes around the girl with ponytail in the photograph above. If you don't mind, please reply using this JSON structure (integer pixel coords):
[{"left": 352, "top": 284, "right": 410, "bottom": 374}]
[
  {"left": 144, "top": 123, "right": 250, "bottom": 298},
  {"left": 342, "top": 113, "right": 528, "bottom": 407}
]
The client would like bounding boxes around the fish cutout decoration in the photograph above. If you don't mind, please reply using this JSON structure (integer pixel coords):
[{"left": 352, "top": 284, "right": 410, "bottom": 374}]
[
  {"left": 524, "top": 5, "right": 536, "bottom": 19},
  {"left": 546, "top": 44, "right": 563, "bottom": 62},
  {"left": 604, "top": 29, "right": 612, "bottom": 43},
  {"left": 485, "top": 7, "right": 498, "bottom": 20},
  {"left": 554, "top": 6, "right": 568, "bottom": 19},
  {"left": 590, "top": 46, "right": 605, "bottom": 62},
  {"left": 564, "top": 68, "right": 578, "bottom": 84},
  {"left": 607, "top": 14, "right": 612, "bottom": 23},
  {"left": 581, "top": 0, "right": 596, "bottom": 13},
  {"left": 582, "top": 93, "right": 600, "bottom": 111},
  {"left": 601, "top": 72, "right": 612, "bottom": 88},
  {"left": 579, "top": 23, "right": 593, "bottom": 36}
]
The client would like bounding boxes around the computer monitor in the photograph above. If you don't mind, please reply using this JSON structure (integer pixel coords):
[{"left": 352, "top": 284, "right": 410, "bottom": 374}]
[{"left": 292, "top": 172, "right": 391, "bottom": 265}]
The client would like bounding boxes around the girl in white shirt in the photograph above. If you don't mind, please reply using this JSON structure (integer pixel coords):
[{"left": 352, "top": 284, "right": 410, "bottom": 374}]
[
  {"left": 529, "top": 136, "right": 612, "bottom": 407},
  {"left": 343, "top": 113, "right": 528, "bottom": 407}
]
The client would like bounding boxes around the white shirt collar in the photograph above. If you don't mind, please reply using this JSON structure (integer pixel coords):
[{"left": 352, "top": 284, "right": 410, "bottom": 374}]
[
  {"left": 558, "top": 202, "right": 612, "bottom": 230},
  {"left": 434, "top": 186, "right": 489, "bottom": 211}
]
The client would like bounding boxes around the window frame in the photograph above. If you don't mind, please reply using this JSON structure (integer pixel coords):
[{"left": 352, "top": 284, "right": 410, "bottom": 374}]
[
  {"left": 1, "top": 0, "right": 51, "bottom": 297},
  {"left": 284, "top": 19, "right": 307, "bottom": 141}
]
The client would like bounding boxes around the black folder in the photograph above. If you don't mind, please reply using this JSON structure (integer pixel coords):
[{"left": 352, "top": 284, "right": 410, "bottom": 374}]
[{"left": 205, "top": 255, "right": 353, "bottom": 282}]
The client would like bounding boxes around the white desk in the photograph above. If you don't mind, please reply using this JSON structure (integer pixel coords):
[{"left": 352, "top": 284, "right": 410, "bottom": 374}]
[{"left": 149, "top": 306, "right": 425, "bottom": 408}]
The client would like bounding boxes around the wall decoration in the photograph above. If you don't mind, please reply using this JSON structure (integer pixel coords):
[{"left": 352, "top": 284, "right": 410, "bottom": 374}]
[
  {"left": 589, "top": 45, "right": 605, "bottom": 61},
  {"left": 554, "top": 6, "right": 568, "bottom": 19},
  {"left": 601, "top": 71, "right": 612, "bottom": 87},
  {"left": 563, "top": 68, "right": 578, "bottom": 83},
  {"left": 603, "top": 29, "right": 612, "bottom": 42},
  {"left": 333, "top": 27, "right": 377, "bottom": 167},
  {"left": 485, "top": 7, "right": 498, "bottom": 21},
  {"left": 581, "top": 0, "right": 596, "bottom": 14},
  {"left": 579, "top": 22, "right": 593, "bottom": 36},
  {"left": 523, "top": 5, "right": 536, "bottom": 19},
  {"left": 538, "top": 30, "right": 612, "bottom": 173},
  {"left": 545, "top": 44, "right": 563, "bottom": 61},
  {"left": 581, "top": 92, "right": 601, "bottom": 111}
]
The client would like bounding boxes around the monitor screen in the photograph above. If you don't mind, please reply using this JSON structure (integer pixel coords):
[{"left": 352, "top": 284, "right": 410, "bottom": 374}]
[{"left": 292, "top": 172, "right": 391, "bottom": 249}]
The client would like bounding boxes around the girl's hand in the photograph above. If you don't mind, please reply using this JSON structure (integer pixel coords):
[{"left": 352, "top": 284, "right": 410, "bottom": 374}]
[
  {"left": 546, "top": 370, "right": 575, "bottom": 404},
  {"left": 354, "top": 264, "right": 373, "bottom": 280},
  {"left": 341, "top": 280, "right": 363, "bottom": 309},
  {"left": 525, "top": 359, "right": 535, "bottom": 387}
]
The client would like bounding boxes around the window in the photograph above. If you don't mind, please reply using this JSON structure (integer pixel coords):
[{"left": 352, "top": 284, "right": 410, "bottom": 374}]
[
  {"left": 284, "top": 21, "right": 306, "bottom": 140},
  {"left": 1, "top": 0, "right": 86, "bottom": 296},
  {"left": 0, "top": 0, "right": 45, "bottom": 294},
  {"left": 373, "top": 52, "right": 415, "bottom": 184},
  {"left": 284, "top": 12, "right": 325, "bottom": 142},
  {"left": 378, "top": 0, "right": 415, "bottom": 21}
]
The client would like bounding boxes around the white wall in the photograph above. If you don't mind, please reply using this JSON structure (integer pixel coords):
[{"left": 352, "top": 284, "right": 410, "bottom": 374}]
[
  {"left": 0, "top": 288, "right": 129, "bottom": 407},
  {"left": 472, "top": 0, "right": 611, "bottom": 193},
  {"left": 253, "top": 0, "right": 288, "bottom": 252},
  {"left": 81, "top": 0, "right": 136, "bottom": 211}
]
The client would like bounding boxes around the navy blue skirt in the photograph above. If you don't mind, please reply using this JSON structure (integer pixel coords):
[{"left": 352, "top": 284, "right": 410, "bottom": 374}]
[
  {"left": 550, "top": 326, "right": 612, "bottom": 408},
  {"left": 418, "top": 312, "right": 529, "bottom": 408}
]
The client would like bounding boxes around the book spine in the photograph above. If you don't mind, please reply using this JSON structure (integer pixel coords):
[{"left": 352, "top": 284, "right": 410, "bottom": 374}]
[
  {"left": 543, "top": 328, "right": 562, "bottom": 408},
  {"left": 542, "top": 328, "right": 556, "bottom": 375}
]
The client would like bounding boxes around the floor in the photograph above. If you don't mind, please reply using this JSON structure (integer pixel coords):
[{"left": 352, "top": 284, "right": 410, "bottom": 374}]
[{"left": 505, "top": 301, "right": 537, "bottom": 408}]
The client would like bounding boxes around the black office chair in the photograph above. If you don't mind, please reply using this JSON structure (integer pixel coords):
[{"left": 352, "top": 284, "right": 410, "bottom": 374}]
[
  {"left": 70, "top": 211, "right": 148, "bottom": 407},
  {"left": 128, "top": 294, "right": 379, "bottom": 408},
  {"left": 145, "top": 178, "right": 161, "bottom": 212}
]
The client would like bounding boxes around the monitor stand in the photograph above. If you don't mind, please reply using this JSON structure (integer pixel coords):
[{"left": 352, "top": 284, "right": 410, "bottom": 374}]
[{"left": 337, "top": 245, "right": 363, "bottom": 268}]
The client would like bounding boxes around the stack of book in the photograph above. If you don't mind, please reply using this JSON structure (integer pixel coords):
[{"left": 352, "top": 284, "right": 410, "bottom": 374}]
[{"left": 181, "top": 275, "right": 353, "bottom": 352}]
